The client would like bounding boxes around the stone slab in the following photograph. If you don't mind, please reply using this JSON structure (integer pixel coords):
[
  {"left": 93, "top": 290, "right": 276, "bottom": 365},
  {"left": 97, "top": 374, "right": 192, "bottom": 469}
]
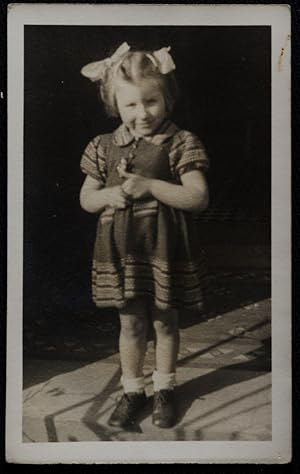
[{"left": 23, "top": 360, "right": 271, "bottom": 443}]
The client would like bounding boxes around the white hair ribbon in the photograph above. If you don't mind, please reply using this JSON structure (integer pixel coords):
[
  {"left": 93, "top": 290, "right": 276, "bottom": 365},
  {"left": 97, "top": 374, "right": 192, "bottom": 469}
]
[
  {"left": 151, "top": 46, "right": 176, "bottom": 74},
  {"left": 80, "top": 42, "right": 131, "bottom": 82},
  {"left": 80, "top": 43, "right": 176, "bottom": 82}
]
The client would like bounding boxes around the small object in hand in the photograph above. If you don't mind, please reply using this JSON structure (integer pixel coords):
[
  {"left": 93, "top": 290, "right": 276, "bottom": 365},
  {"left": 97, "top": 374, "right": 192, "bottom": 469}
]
[{"left": 117, "top": 158, "right": 128, "bottom": 177}]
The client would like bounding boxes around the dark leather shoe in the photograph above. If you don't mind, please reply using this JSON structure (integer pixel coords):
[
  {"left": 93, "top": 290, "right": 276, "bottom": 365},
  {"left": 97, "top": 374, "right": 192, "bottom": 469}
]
[
  {"left": 152, "top": 389, "right": 177, "bottom": 428},
  {"left": 108, "top": 392, "right": 147, "bottom": 428}
]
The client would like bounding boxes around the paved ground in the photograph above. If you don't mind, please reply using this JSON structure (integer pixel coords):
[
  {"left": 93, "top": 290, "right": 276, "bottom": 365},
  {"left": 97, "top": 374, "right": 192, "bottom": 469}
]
[{"left": 23, "top": 270, "right": 271, "bottom": 443}]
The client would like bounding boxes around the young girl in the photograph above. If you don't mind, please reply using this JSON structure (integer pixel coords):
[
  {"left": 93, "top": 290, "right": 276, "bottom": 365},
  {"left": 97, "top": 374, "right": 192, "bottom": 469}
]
[{"left": 79, "top": 42, "right": 209, "bottom": 429}]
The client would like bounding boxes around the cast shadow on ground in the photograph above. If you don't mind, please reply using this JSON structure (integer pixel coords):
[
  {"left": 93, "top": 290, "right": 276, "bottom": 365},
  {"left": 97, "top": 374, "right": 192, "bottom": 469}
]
[{"left": 39, "top": 334, "right": 271, "bottom": 442}]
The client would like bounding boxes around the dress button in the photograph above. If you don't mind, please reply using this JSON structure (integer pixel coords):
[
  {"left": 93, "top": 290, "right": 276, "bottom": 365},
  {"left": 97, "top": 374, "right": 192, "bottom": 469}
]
[{"left": 128, "top": 152, "right": 135, "bottom": 159}]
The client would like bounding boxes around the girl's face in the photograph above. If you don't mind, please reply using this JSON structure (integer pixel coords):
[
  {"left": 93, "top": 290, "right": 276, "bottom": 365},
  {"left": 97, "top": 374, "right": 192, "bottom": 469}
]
[{"left": 115, "top": 78, "right": 167, "bottom": 137}]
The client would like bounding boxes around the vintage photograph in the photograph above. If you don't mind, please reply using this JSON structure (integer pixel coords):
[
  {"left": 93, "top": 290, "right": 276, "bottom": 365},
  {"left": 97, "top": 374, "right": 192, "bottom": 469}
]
[{"left": 6, "top": 4, "right": 291, "bottom": 464}]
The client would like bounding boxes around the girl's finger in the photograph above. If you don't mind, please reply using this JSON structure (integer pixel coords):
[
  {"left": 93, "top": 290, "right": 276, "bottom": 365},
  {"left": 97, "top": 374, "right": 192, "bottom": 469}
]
[
  {"left": 121, "top": 185, "right": 130, "bottom": 196},
  {"left": 119, "top": 169, "right": 135, "bottom": 179}
]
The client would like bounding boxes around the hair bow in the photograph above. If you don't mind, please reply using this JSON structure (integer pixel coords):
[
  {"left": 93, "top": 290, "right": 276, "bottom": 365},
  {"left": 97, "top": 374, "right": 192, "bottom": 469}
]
[
  {"left": 80, "top": 42, "right": 176, "bottom": 82},
  {"left": 148, "top": 46, "right": 176, "bottom": 75},
  {"left": 80, "top": 42, "right": 130, "bottom": 82}
]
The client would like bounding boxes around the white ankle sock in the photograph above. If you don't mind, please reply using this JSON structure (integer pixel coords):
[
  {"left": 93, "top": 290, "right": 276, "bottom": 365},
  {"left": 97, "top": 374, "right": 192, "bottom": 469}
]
[
  {"left": 152, "top": 370, "right": 176, "bottom": 392},
  {"left": 121, "top": 375, "right": 145, "bottom": 394}
]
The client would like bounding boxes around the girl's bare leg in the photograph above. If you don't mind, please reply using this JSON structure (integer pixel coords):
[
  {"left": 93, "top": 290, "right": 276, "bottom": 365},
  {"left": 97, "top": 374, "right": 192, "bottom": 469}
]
[
  {"left": 151, "top": 307, "right": 179, "bottom": 374},
  {"left": 119, "top": 298, "right": 148, "bottom": 380}
]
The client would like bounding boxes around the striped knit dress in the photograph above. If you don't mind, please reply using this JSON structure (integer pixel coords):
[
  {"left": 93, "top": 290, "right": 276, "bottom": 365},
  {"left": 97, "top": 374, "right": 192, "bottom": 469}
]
[{"left": 80, "top": 120, "right": 209, "bottom": 311}]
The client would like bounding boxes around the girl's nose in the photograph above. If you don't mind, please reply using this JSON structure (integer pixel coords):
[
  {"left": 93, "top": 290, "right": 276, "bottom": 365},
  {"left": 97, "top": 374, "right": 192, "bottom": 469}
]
[{"left": 137, "top": 104, "right": 148, "bottom": 118}]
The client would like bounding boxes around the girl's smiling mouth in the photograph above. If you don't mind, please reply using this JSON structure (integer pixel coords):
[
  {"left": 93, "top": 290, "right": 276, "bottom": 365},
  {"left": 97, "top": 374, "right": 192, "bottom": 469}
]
[{"left": 137, "top": 121, "right": 152, "bottom": 127}]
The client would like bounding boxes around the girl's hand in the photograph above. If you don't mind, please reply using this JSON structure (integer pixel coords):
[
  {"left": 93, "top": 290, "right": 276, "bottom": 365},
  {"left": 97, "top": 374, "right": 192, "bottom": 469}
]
[
  {"left": 107, "top": 185, "right": 131, "bottom": 210},
  {"left": 119, "top": 170, "right": 152, "bottom": 200}
]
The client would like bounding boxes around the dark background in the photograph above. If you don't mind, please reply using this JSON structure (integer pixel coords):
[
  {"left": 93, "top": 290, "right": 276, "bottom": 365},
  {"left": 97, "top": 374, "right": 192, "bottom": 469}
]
[{"left": 24, "top": 25, "right": 271, "bottom": 321}]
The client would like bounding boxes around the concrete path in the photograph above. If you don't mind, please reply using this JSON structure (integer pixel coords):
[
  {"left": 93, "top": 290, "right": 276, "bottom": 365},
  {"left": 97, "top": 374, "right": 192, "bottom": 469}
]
[{"left": 23, "top": 294, "right": 271, "bottom": 443}]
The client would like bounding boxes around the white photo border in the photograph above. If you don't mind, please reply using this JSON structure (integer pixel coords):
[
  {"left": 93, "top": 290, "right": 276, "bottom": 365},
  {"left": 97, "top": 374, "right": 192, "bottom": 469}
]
[{"left": 6, "top": 3, "right": 291, "bottom": 464}]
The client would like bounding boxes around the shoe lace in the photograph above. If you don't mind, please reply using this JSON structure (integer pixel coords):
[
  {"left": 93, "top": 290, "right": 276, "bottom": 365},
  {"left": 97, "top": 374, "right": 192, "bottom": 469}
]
[
  {"left": 117, "top": 393, "right": 141, "bottom": 415},
  {"left": 117, "top": 393, "right": 132, "bottom": 411},
  {"left": 155, "top": 390, "right": 171, "bottom": 407}
]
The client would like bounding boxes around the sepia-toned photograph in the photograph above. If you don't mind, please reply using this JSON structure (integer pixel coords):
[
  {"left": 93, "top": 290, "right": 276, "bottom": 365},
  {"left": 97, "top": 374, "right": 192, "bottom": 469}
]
[{"left": 6, "top": 3, "right": 291, "bottom": 464}]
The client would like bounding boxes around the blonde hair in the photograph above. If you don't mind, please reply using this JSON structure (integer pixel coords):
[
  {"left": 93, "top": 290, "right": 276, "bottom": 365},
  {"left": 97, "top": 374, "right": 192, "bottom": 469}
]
[{"left": 99, "top": 51, "right": 179, "bottom": 117}]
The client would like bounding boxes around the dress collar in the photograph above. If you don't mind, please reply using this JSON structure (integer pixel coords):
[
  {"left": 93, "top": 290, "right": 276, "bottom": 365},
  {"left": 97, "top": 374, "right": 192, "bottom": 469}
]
[{"left": 112, "top": 119, "right": 179, "bottom": 147}]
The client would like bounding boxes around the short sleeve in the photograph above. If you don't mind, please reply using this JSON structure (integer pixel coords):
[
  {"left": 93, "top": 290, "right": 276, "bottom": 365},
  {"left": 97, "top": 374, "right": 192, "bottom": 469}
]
[
  {"left": 80, "top": 136, "right": 107, "bottom": 185},
  {"left": 169, "top": 130, "right": 209, "bottom": 181}
]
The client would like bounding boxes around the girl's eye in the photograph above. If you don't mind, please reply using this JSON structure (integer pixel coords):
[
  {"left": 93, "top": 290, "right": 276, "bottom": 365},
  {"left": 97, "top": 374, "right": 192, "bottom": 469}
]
[
  {"left": 126, "top": 103, "right": 135, "bottom": 108},
  {"left": 146, "top": 99, "right": 156, "bottom": 104}
]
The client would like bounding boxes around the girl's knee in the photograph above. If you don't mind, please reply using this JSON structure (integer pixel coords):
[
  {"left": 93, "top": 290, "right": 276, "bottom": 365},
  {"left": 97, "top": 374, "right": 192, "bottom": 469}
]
[
  {"left": 120, "top": 301, "right": 148, "bottom": 339},
  {"left": 153, "top": 312, "right": 178, "bottom": 336},
  {"left": 120, "top": 317, "right": 147, "bottom": 338}
]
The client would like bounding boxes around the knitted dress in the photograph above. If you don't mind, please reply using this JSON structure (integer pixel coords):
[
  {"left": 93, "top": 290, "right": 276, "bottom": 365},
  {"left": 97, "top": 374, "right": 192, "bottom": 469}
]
[{"left": 80, "top": 120, "right": 209, "bottom": 311}]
